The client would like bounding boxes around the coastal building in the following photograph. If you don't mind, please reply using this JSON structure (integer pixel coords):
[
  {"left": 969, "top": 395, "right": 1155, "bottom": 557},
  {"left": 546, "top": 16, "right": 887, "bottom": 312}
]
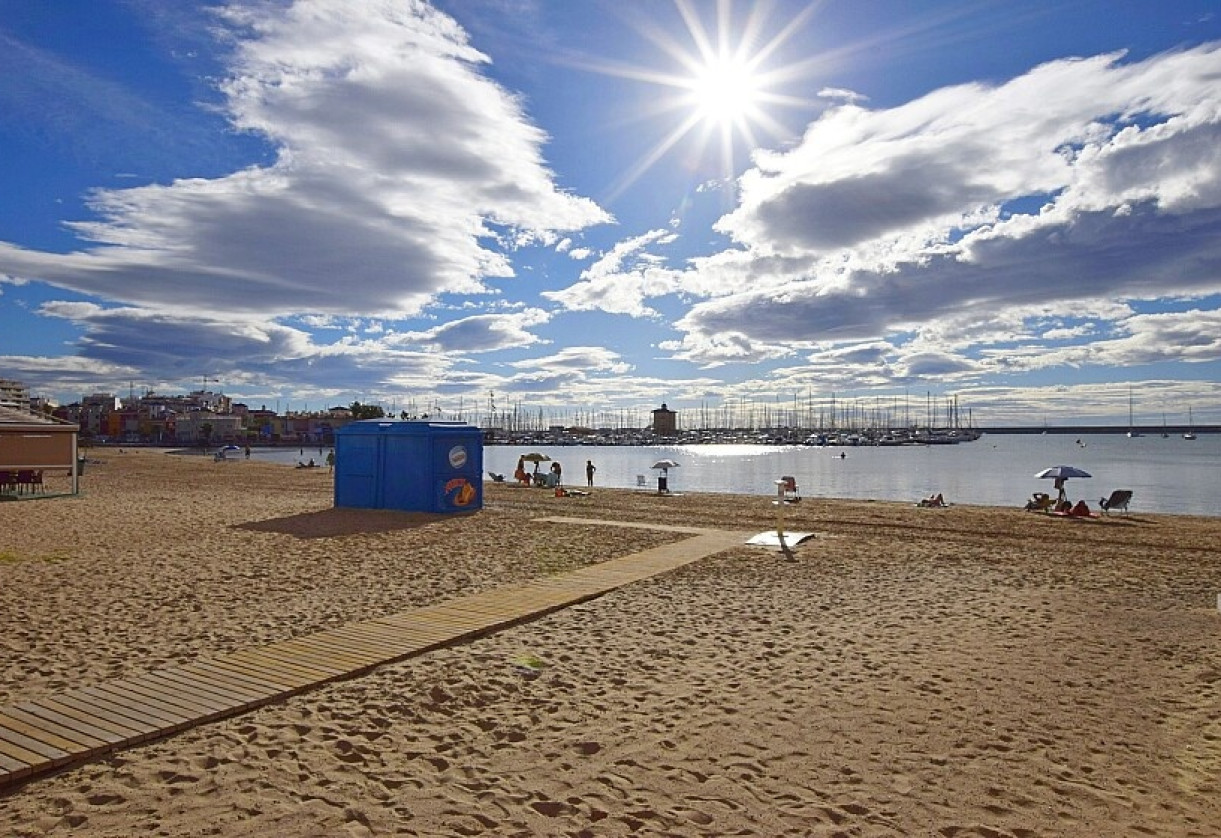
[
  {"left": 173, "top": 410, "right": 244, "bottom": 443},
  {"left": 14, "top": 383, "right": 360, "bottom": 446},
  {"left": 0, "top": 403, "right": 81, "bottom": 496},
  {"left": 0, "top": 379, "right": 29, "bottom": 409},
  {"left": 652, "top": 403, "right": 677, "bottom": 437},
  {"left": 58, "top": 393, "right": 123, "bottom": 438}
]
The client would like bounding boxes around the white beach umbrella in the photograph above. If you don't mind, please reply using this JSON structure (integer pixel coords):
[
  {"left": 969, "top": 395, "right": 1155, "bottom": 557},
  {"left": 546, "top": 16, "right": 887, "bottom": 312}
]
[
  {"left": 651, "top": 459, "right": 680, "bottom": 474},
  {"left": 1034, "top": 465, "right": 1092, "bottom": 480}
]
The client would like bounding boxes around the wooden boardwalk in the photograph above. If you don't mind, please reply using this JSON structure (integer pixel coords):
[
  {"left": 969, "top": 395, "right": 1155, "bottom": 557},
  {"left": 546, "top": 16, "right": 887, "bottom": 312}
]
[{"left": 0, "top": 520, "right": 745, "bottom": 791}]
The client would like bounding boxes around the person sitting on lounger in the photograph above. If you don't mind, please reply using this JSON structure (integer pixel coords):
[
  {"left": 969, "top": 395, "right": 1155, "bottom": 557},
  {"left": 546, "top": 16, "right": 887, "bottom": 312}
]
[
  {"left": 514, "top": 457, "right": 530, "bottom": 486},
  {"left": 1025, "top": 492, "right": 1053, "bottom": 512}
]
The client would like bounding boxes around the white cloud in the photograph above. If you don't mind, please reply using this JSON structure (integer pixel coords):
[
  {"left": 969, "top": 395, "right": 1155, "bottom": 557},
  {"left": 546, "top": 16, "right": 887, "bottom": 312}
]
[
  {"left": 980, "top": 308, "right": 1221, "bottom": 373},
  {"left": 665, "top": 43, "right": 1221, "bottom": 365},
  {"left": 389, "top": 308, "right": 551, "bottom": 352},
  {"left": 298, "top": 314, "right": 344, "bottom": 329},
  {"left": 542, "top": 229, "right": 684, "bottom": 317},
  {"left": 31, "top": 300, "right": 459, "bottom": 399},
  {"left": 0, "top": 0, "right": 609, "bottom": 318},
  {"left": 817, "top": 87, "right": 866, "bottom": 104},
  {"left": 508, "top": 346, "right": 632, "bottom": 375},
  {"left": 658, "top": 331, "right": 795, "bottom": 368}
]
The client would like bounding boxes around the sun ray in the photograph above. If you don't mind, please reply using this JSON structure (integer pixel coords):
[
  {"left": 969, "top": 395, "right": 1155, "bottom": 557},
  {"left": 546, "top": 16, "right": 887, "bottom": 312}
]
[
  {"left": 554, "top": 0, "right": 849, "bottom": 202},
  {"left": 602, "top": 111, "right": 709, "bottom": 205},
  {"left": 674, "top": 0, "right": 717, "bottom": 67},
  {"left": 540, "top": 0, "right": 1067, "bottom": 207}
]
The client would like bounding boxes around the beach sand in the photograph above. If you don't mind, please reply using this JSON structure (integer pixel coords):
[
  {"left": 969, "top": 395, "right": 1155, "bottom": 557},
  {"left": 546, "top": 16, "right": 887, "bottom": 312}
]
[{"left": 1, "top": 449, "right": 1218, "bottom": 836}]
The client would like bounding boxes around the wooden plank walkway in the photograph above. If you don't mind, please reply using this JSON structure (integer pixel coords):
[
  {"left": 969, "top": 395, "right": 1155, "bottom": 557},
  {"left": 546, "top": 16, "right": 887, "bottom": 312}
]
[{"left": 0, "top": 521, "right": 745, "bottom": 791}]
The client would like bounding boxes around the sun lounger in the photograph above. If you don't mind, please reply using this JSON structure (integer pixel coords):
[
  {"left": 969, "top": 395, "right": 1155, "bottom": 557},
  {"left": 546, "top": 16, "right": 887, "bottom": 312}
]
[
  {"left": 1099, "top": 489, "right": 1133, "bottom": 515},
  {"left": 1024, "top": 492, "right": 1054, "bottom": 512}
]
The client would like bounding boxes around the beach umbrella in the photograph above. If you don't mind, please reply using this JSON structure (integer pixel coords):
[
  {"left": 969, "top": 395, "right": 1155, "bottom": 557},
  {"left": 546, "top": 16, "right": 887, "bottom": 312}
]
[
  {"left": 651, "top": 459, "right": 680, "bottom": 474},
  {"left": 520, "top": 452, "right": 551, "bottom": 463},
  {"left": 1034, "top": 465, "right": 1092, "bottom": 480}
]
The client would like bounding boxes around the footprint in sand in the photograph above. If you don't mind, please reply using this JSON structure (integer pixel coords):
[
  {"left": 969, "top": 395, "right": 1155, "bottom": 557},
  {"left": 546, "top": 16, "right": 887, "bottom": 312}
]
[
  {"left": 529, "top": 799, "right": 576, "bottom": 817},
  {"left": 671, "top": 807, "right": 715, "bottom": 825}
]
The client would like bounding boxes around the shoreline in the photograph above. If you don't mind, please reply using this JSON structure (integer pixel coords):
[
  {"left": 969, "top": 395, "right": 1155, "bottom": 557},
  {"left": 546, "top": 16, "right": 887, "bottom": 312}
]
[
  {"left": 118, "top": 444, "right": 1221, "bottom": 519},
  {"left": 1, "top": 449, "right": 1218, "bottom": 835}
]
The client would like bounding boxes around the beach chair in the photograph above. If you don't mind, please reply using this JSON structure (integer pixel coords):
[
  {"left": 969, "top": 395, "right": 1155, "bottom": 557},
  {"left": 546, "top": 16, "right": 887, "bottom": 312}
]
[
  {"left": 15, "top": 470, "right": 41, "bottom": 495},
  {"left": 1024, "top": 492, "right": 1054, "bottom": 512},
  {"left": 778, "top": 475, "right": 801, "bottom": 504},
  {"left": 487, "top": 471, "right": 505, "bottom": 483},
  {"left": 1099, "top": 489, "right": 1133, "bottom": 515}
]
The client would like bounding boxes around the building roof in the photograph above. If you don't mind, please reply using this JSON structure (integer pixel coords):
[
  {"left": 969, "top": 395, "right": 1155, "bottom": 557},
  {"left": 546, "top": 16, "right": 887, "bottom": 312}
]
[{"left": 0, "top": 405, "right": 75, "bottom": 427}]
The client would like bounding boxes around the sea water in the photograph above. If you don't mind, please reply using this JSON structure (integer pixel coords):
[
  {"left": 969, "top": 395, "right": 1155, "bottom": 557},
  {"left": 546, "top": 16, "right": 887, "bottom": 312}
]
[{"left": 249, "top": 433, "right": 1219, "bottom": 516}]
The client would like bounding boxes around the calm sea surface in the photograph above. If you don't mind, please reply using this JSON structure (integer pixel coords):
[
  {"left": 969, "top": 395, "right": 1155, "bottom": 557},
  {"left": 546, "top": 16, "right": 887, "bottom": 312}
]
[{"left": 250, "top": 433, "right": 1220, "bottom": 516}]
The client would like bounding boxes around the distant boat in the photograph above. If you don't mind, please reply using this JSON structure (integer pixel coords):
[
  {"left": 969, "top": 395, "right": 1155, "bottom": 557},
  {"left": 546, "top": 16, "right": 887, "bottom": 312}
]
[
  {"left": 1184, "top": 406, "right": 1197, "bottom": 440},
  {"left": 1127, "top": 386, "right": 1142, "bottom": 438}
]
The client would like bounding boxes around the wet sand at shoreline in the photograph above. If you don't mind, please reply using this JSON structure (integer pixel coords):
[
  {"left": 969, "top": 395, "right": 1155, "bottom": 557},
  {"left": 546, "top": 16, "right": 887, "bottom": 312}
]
[{"left": 1, "top": 449, "right": 1218, "bottom": 836}]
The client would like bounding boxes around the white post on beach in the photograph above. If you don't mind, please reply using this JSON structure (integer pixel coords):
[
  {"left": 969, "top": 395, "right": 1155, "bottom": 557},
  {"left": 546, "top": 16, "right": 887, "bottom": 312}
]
[
  {"left": 774, "top": 478, "right": 789, "bottom": 551},
  {"left": 746, "top": 477, "right": 811, "bottom": 554}
]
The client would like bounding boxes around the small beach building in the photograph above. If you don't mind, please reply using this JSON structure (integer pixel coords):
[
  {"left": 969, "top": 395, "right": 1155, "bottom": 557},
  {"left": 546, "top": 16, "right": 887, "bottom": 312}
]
[
  {"left": 652, "top": 403, "right": 678, "bottom": 437},
  {"left": 333, "top": 420, "right": 482, "bottom": 513},
  {"left": 0, "top": 405, "right": 81, "bottom": 497}
]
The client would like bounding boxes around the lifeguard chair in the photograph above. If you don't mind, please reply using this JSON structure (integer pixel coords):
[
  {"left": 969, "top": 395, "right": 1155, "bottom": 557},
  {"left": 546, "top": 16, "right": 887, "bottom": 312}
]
[
  {"left": 746, "top": 476, "right": 814, "bottom": 553},
  {"left": 778, "top": 475, "right": 800, "bottom": 504}
]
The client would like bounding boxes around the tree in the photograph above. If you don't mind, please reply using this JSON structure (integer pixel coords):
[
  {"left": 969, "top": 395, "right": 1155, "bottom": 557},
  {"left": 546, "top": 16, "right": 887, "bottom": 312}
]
[{"left": 348, "top": 401, "right": 386, "bottom": 420}]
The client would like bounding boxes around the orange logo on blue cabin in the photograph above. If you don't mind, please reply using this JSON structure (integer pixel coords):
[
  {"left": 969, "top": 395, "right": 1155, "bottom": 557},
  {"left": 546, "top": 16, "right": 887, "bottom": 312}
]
[{"left": 444, "top": 476, "right": 476, "bottom": 507}]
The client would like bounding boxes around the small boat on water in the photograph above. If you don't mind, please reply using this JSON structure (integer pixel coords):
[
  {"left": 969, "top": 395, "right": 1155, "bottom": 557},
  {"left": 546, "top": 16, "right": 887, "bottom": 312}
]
[
  {"left": 1127, "top": 386, "right": 1142, "bottom": 438},
  {"left": 1184, "top": 406, "right": 1197, "bottom": 440}
]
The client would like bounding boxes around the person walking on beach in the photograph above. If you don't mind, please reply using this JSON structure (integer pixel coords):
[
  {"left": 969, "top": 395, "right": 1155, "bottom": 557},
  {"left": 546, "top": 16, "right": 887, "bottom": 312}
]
[
  {"left": 550, "top": 460, "right": 562, "bottom": 487},
  {"left": 586, "top": 459, "right": 596, "bottom": 487}
]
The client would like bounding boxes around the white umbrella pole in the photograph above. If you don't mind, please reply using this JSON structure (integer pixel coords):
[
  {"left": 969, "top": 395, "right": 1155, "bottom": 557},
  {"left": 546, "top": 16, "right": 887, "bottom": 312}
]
[{"left": 774, "top": 480, "right": 788, "bottom": 551}]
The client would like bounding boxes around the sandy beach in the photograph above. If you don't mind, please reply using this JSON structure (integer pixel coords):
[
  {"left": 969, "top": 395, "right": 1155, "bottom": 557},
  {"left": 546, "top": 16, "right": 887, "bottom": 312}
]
[{"left": 1, "top": 448, "right": 1218, "bottom": 836}]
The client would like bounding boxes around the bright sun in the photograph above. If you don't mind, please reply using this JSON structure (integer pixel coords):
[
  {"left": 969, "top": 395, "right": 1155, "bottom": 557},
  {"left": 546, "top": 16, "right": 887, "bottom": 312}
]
[
  {"left": 586, "top": 0, "right": 821, "bottom": 199},
  {"left": 688, "top": 56, "right": 761, "bottom": 127}
]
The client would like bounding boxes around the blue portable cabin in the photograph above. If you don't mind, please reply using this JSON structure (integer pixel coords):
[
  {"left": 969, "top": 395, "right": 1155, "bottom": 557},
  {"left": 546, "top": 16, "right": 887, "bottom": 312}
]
[{"left": 333, "top": 420, "right": 483, "bottom": 513}]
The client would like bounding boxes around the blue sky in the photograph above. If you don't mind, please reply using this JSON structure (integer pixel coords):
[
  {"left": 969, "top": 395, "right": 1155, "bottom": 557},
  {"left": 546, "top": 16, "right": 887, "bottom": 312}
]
[{"left": 2, "top": 0, "right": 1220, "bottom": 426}]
